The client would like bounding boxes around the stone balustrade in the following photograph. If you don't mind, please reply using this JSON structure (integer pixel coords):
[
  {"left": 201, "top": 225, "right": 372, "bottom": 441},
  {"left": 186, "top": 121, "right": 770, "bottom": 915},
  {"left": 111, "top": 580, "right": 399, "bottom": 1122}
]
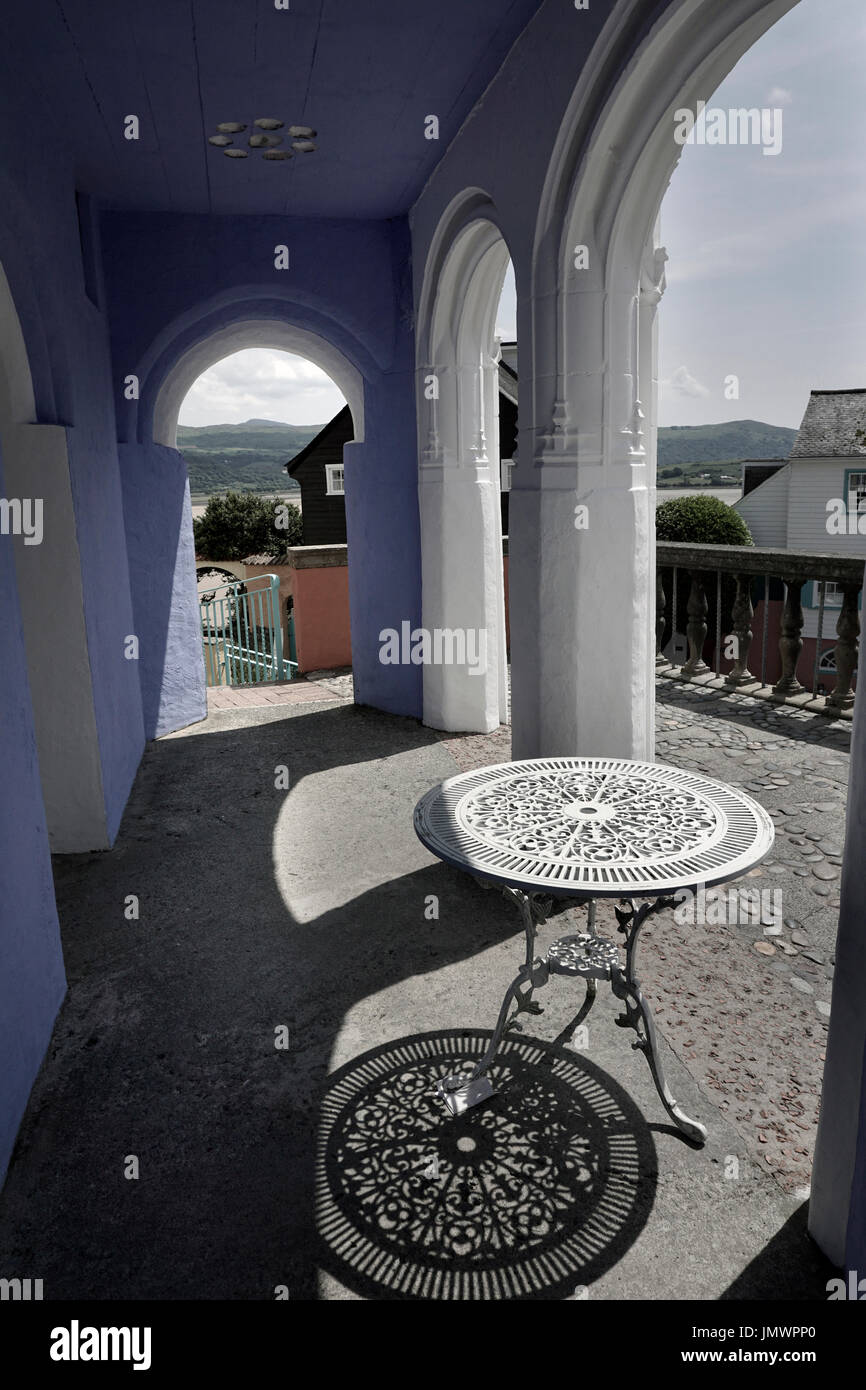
[{"left": 656, "top": 542, "right": 865, "bottom": 715}]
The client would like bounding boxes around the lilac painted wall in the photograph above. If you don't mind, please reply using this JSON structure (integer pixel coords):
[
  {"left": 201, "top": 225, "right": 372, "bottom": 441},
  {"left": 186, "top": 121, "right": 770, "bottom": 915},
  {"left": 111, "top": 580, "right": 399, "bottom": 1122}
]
[
  {"left": 101, "top": 212, "right": 422, "bottom": 719},
  {"left": 0, "top": 448, "right": 67, "bottom": 1185},
  {"left": 119, "top": 443, "right": 207, "bottom": 739},
  {"left": 0, "top": 125, "right": 145, "bottom": 844},
  {"left": 65, "top": 388, "right": 145, "bottom": 842}
]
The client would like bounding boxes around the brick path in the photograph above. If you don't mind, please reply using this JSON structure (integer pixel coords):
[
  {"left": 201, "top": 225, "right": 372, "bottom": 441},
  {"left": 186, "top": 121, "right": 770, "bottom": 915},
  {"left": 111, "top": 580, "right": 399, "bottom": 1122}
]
[{"left": 206, "top": 677, "right": 346, "bottom": 711}]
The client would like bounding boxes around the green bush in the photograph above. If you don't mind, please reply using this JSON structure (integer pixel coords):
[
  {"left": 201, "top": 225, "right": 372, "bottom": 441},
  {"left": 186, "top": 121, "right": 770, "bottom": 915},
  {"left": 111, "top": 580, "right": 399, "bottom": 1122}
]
[
  {"left": 193, "top": 491, "right": 302, "bottom": 560},
  {"left": 655, "top": 493, "right": 753, "bottom": 546}
]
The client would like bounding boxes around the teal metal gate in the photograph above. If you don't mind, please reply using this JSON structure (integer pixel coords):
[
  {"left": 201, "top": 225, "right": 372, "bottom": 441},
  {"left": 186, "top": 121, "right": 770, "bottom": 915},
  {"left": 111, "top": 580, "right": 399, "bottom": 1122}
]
[
  {"left": 287, "top": 606, "right": 297, "bottom": 668},
  {"left": 199, "top": 573, "right": 297, "bottom": 686}
]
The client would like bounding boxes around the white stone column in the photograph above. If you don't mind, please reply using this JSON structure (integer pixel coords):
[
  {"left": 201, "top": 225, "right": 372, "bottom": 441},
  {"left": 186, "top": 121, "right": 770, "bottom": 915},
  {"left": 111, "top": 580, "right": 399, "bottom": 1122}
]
[
  {"left": 510, "top": 239, "right": 660, "bottom": 761},
  {"left": 481, "top": 348, "right": 510, "bottom": 728},
  {"left": 416, "top": 218, "right": 511, "bottom": 735},
  {"left": 419, "top": 358, "right": 506, "bottom": 733},
  {"left": 810, "top": 606, "right": 866, "bottom": 1266}
]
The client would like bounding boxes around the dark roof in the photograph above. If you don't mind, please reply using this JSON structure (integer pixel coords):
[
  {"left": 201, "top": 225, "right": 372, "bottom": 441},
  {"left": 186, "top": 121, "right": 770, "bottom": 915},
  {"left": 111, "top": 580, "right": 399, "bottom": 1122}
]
[
  {"left": 498, "top": 359, "right": 518, "bottom": 405},
  {"left": 790, "top": 390, "right": 866, "bottom": 459},
  {"left": 740, "top": 459, "right": 787, "bottom": 499},
  {"left": 285, "top": 405, "right": 352, "bottom": 476}
]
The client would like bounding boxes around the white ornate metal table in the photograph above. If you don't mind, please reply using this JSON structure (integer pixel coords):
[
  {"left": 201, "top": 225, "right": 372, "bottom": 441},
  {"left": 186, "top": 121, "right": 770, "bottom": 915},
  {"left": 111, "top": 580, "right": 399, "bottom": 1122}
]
[{"left": 413, "top": 756, "right": 774, "bottom": 1143}]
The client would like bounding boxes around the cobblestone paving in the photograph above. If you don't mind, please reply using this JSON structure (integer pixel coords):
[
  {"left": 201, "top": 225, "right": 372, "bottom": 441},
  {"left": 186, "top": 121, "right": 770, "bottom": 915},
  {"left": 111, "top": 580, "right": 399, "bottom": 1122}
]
[
  {"left": 434, "top": 676, "right": 852, "bottom": 1197},
  {"left": 229, "top": 665, "right": 851, "bottom": 1194}
]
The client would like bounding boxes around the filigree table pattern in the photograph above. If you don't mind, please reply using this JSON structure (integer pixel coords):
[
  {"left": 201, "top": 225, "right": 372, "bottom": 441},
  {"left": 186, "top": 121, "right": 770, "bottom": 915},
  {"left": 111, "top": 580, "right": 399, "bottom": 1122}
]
[
  {"left": 329, "top": 1064, "right": 608, "bottom": 1260},
  {"left": 457, "top": 770, "right": 724, "bottom": 865}
]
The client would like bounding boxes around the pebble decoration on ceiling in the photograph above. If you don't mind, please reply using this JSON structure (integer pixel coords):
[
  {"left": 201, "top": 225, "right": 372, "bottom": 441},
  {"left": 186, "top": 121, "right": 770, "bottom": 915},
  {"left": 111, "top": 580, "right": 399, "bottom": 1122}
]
[{"left": 207, "top": 119, "right": 318, "bottom": 160}]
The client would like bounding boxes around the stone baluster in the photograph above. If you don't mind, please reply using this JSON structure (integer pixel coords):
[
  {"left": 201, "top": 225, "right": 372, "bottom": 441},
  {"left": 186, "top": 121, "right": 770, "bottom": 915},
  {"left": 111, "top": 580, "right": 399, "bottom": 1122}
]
[
  {"left": 827, "top": 584, "right": 861, "bottom": 711},
  {"left": 656, "top": 569, "right": 668, "bottom": 666},
  {"left": 725, "top": 573, "right": 755, "bottom": 686},
  {"left": 773, "top": 578, "right": 805, "bottom": 696},
  {"left": 682, "top": 571, "right": 709, "bottom": 676}
]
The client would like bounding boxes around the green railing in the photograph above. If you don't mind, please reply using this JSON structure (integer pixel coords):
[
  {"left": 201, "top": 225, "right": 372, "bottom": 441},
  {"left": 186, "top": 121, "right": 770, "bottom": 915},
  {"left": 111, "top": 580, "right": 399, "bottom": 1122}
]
[{"left": 199, "top": 573, "right": 297, "bottom": 686}]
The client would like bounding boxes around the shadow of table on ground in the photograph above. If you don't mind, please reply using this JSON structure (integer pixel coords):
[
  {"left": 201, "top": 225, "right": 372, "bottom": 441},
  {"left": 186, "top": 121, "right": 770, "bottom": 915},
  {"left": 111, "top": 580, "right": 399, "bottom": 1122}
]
[{"left": 316, "top": 1028, "right": 656, "bottom": 1300}]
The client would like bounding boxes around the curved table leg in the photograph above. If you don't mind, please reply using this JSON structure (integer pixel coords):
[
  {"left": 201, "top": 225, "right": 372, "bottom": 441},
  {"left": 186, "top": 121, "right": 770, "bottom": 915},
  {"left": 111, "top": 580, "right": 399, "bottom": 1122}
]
[
  {"left": 611, "top": 897, "right": 708, "bottom": 1145},
  {"left": 435, "top": 888, "right": 550, "bottom": 1115},
  {"left": 550, "top": 977, "right": 598, "bottom": 1052}
]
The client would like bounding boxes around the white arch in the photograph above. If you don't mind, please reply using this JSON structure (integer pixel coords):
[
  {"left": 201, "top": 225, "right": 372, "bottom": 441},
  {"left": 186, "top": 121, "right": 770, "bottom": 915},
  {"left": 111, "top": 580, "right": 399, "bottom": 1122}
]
[
  {"left": 152, "top": 320, "right": 365, "bottom": 448},
  {"left": 511, "top": 0, "right": 866, "bottom": 1268},
  {"left": 509, "top": 0, "right": 799, "bottom": 763},
  {"left": 417, "top": 214, "right": 511, "bottom": 732}
]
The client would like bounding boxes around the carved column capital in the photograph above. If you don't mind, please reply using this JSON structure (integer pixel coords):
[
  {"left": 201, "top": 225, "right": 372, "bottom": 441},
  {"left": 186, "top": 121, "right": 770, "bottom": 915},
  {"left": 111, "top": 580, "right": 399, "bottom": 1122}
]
[
  {"left": 538, "top": 399, "right": 578, "bottom": 463},
  {"left": 640, "top": 243, "right": 668, "bottom": 305}
]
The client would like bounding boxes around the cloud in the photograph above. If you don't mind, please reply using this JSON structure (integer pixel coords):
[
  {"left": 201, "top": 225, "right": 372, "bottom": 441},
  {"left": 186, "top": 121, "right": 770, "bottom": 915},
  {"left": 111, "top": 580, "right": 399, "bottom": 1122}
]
[
  {"left": 664, "top": 186, "right": 866, "bottom": 285},
  {"left": 178, "top": 349, "right": 346, "bottom": 427},
  {"left": 666, "top": 366, "right": 710, "bottom": 398},
  {"left": 765, "top": 86, "right": 793, "bottom": 106}
]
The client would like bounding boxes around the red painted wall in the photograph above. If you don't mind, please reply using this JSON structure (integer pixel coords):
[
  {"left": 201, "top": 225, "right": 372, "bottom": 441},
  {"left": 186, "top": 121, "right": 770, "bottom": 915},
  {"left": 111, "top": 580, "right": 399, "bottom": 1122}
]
[
  {"left": 242, "top": 560, "right": 351, "bottom": 673},
  {"left": 279, "top": 553, "right": 509, "bottom": 676},
  {"left": 291, "top": 565, "right": 352, "bottom": 672}
]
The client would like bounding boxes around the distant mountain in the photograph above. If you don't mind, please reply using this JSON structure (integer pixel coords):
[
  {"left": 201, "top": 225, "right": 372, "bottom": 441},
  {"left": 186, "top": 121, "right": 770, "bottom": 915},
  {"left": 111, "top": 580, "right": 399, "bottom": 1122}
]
[
  {"left": 657, "top": 419, "right": 797, "bottom": 483},
  {"left": 179, "top": 414, "right": 800, "bottom": 497},
  {"left": 178, "top": 418, "right": 324, "bottom": 494}
]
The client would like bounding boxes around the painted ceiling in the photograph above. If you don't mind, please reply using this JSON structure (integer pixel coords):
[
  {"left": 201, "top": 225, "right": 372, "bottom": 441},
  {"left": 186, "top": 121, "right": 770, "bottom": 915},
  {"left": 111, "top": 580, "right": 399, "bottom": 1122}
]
[{"left": 5, "top": 0, "right": 546, "bottom": 219}]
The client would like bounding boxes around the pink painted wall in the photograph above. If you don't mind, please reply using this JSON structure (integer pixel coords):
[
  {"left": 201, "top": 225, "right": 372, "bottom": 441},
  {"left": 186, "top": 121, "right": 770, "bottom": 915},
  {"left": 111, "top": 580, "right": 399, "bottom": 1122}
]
[
  {"left": 291, "top": 565, "right": 352, "bottom": 673},
  {"left": 246, "top": 551, "right": 507, "bottom": 676},
  {"left": 704, "top": 599, "right": 847, "bottom": 695}
]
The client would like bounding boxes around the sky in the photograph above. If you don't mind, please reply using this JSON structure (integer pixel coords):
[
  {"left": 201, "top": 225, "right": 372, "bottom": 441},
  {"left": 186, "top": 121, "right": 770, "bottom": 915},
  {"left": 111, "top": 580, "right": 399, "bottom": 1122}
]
[
  {"left": 179, "top": 0, "right": 864, "bottom": 434},
  {"left": 178, "top": 347, "right": 346, "bottom": 427},
  {"left": 658, "top": 0, "right": 866, "bottom": 428}
]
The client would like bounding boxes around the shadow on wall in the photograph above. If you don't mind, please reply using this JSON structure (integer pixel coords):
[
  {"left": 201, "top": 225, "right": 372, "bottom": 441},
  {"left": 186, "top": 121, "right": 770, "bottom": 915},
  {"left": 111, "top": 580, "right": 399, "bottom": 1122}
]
[{"left": 119, "top": 442, "right": 206, "bottom": 739}]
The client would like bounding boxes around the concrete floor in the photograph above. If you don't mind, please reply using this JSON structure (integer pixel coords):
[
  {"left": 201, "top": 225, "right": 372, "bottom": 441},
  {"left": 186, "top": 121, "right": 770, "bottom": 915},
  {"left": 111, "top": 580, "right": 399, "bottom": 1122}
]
[{"left": 0, "top": 692, "right": 840, "bottom": 1300}]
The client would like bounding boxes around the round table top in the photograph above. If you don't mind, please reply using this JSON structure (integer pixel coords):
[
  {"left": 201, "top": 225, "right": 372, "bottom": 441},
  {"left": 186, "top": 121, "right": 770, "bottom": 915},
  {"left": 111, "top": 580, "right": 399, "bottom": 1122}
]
[{"left": 413, "top": 756, "right": 774, "bottom": 898}]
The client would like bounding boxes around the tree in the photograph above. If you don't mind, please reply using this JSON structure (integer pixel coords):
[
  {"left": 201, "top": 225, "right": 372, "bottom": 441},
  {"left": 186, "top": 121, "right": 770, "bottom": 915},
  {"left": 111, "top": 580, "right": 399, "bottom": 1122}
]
[
  {"left": 655, "top": 493, "right": 753, "bottom": 545},
  {"left": 193, "top": 491, "right": 302, "bottom": 560}
]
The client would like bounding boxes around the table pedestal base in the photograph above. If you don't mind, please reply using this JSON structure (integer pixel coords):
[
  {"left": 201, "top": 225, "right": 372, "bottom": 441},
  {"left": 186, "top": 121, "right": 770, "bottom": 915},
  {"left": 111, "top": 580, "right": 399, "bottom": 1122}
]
[{"left": 435, "top": 890, "right": 708, "bottom": 1145}]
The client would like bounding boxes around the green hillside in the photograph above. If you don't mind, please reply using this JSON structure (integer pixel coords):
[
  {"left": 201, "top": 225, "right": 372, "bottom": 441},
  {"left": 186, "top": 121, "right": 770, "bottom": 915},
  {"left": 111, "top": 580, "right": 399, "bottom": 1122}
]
[
  {"left": 657, "top": 419, "right": 797, "bottom": 486},
  {"left": 178, "top": 418, "right": 321, "bottom": 494},
  {"left": 179, "top": 414, "right": 799, "bottom": 496}
]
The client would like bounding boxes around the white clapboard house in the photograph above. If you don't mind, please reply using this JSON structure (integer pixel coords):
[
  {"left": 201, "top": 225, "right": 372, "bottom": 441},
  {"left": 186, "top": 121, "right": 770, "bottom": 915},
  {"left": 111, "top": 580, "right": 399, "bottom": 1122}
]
[{"left": 734, "top": 389, "right": 866, "bottom": 679}]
